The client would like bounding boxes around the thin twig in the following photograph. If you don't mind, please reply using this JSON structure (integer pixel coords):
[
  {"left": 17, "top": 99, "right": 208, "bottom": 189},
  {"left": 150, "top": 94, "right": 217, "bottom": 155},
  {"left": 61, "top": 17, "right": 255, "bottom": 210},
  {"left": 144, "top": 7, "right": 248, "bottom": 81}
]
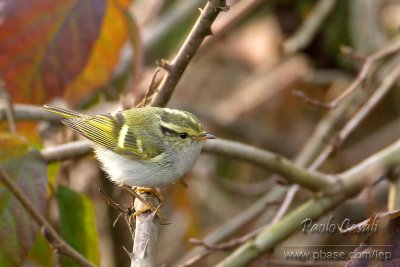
[
  {"left": 0, "top": 89, "right": 17, "bottom": 134},
  {"left": 311, "top": 64, "right": 400, "bottom": 169},
  {"left": 199, "top": 0, "right": 268, "bottom": 53},
  {"left": 271, "top": 185, "right": 300, "bottom": 224},
  {"left": 0, "top": 104, "right": 60, "bottom": 122},
  {"left": 0, "top": 167, "right": 95, "bottom": 267},
  {"left": 136, "top": 68, "right": 162, "bottom": 108},
  {"left": 293, "top": 37, "right": 400, "bottom": 109},
  {"left": 150, "top": 0, "right": 228, "bottom": 107},
  {"left": 216, "top": 138, "right": 400, "bottom": 266},
  {"left": 283, "top": 0, "right": 337, "bottom": 54},
  {"left": 176, "top": 187, "right": 285, "bottom": 265},
  {"left": 180, "top": 222, "right": 267, "bottom": 266}
]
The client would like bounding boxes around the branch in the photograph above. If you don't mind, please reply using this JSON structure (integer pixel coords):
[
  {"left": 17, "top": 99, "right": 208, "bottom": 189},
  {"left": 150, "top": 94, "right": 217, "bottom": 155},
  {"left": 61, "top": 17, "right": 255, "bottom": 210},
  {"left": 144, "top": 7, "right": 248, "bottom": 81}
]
[
  {"left": 40, "top": 138, "right": 337, "bottom": 192},
  {"left": 0, "top": 167, "right": 95, "bottom": 267},
  {"left": 150, "top": 0, "right": 228, "bottom": 107},
  {"left": 311, "top": 64, "right": 400, "bottom": 169},
  {"left": 199, "top": 0, "right": 268, "bottom": 53},
  {"left": 176, "top": 186, "right": 286, "bottom": 265},
  {"left": 293, "top": 36, "right": 400, "bottom": 109},
  {"left": 203, "top": 139, "right": 337, "bottom": 192},
  {"left": 130, "top": 193, "right": 161, "bottom": 267},
  {"left": 283, "top": 0, "right": 337, "bottom": 54},
  {"left": 216, "top": 138, "right": 400, "bottom": 267},
  {"left": 0, "top": 104, "right": 60, "bottom": 122},
  {"left": 41, "top": 140, "right": 91, "bottom": 163}
]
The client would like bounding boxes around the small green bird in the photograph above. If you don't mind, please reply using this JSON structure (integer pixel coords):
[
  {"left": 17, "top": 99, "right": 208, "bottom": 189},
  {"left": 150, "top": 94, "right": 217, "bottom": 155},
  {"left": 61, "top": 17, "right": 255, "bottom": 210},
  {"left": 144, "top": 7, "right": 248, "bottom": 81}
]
[{"left": 42, "top": 105, "right": 215, "bottom": 188}]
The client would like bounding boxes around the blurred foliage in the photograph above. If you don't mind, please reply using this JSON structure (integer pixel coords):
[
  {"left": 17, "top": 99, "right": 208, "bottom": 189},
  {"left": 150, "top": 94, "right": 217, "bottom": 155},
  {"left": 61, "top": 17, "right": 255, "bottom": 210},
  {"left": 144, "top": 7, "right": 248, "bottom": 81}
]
[
  {"left": 0, "top": 0, "right": 131, "bottom": 106},
  {"left": 0, "top": 151, "right": 48, "bottom": 267},
  {"left": 1, "top": 0, "right": 400, "bottom": 266},
  {"left": 57, "top": 185, "right": 100, "bottom": 267}
]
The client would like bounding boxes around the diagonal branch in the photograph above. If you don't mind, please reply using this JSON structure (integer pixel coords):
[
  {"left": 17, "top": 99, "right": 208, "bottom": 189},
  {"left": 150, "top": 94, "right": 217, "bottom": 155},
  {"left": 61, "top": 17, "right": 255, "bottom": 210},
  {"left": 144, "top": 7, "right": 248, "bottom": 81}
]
[
  {"left": 0, "top": 167, "right": 95, "bottom": 267},
  {"left": 216, "top": 138, "right": 400, "bottom": 267},
  {"left": 150, "top": 0, "right": 228, "bottom": 107},
  {"left": 293, "top": 36, "right": 400, "bottom": 109}
]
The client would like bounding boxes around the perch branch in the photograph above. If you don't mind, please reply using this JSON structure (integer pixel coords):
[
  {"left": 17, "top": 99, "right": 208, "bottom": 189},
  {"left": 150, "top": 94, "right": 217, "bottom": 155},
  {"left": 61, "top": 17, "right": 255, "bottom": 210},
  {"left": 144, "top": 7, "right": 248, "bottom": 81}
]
[
  {"left": 131, "top": 192, "right": 161, "bottom": 267},
  {"left": 0, "top": 167, "right": 95, "bottom": 267},
  {"left": 41, "top": 138, "right": 337, "bottom": 192},
  {"left": 150, "top": 0, "right": 228, "bottom": 107}
]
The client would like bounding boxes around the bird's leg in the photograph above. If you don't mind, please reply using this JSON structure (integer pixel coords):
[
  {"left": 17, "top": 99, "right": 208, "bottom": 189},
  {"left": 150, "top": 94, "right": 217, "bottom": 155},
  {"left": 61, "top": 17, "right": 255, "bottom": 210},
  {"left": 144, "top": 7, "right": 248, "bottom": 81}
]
[
  {"left": 123, "top": 186, "right": 164, "bottom": 220},
  {"left": 135, "top": 187, "right": 163, "bottom": 203}
]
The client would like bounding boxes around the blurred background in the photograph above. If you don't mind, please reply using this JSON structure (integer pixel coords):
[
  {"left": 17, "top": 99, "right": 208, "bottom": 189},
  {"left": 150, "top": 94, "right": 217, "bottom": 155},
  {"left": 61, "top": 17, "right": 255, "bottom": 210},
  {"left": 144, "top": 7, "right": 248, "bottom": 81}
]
[{"left": 1, "top": 0, "right": 400, "bottom": 266}]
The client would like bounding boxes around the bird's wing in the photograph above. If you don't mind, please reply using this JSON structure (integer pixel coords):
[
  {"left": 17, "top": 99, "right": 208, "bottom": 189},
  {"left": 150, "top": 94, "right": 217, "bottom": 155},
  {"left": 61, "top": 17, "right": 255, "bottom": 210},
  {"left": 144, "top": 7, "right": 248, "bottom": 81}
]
[{"left": 62, "top": 112, "right": 163, "bottom": 160}]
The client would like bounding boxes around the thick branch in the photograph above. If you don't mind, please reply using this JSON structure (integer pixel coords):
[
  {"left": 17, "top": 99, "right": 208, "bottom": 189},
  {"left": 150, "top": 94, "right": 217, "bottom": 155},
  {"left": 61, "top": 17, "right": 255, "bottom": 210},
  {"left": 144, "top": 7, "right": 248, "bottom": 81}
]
[
  {"left": 203, "top": 139, "right": 337, "bottom": 192},
  {"left": 150, "top": 0, "right": 228, "bottom": 107},
  {"left": 216, "top": 138, "right": 400, "bottom": 267},
  {"left": 41, "top": 138, "right": 337, "bottom": 192},
  {"left": 0, "top": 167, "right": 95, "bottom": 267},
  {"left": 130, "top": 193, "right": 161, "bottom": 267}
]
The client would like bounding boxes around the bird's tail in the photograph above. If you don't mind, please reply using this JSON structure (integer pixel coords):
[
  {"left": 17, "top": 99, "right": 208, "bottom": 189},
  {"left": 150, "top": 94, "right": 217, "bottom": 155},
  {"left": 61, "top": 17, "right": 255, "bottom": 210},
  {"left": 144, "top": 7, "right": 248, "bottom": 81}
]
[{"left": 42, "top": 105, "right": 87, "bottom": 119}]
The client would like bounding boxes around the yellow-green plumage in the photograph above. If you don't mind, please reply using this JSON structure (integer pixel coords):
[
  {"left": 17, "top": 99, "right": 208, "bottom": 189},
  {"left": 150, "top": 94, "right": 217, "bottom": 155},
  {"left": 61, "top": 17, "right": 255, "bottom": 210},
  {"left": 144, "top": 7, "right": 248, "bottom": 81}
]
[{"left": 42, "top": 105, "right": 215, "bottom": 187}]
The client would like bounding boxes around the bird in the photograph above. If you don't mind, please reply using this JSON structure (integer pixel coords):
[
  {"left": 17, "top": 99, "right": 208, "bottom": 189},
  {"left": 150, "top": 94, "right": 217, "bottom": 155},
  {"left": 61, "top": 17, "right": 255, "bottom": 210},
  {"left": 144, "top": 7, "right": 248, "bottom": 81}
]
[{"left": 42, "top": 105, "right": 215, "bottom": 192}]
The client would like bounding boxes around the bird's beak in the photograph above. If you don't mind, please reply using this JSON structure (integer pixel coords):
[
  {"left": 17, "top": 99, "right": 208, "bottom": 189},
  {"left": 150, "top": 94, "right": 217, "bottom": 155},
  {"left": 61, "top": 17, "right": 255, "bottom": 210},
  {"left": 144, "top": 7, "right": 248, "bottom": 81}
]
[{"left": 197, "top": 133, "right": 216, "bottom": 141}]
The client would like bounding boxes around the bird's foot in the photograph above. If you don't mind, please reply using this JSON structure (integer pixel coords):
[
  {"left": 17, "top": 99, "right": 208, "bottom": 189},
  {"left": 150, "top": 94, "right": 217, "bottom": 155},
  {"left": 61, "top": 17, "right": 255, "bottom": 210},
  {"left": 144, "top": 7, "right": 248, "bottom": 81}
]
[{"left": 123, "top": 186, "right": 164, "bottom": 221}]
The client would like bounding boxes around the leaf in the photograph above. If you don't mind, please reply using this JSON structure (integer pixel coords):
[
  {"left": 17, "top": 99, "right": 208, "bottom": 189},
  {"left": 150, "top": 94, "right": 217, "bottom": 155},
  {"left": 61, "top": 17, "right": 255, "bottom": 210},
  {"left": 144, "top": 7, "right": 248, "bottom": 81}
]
[
  {"left": 56, "top": 186, "right": 100, "bottom": 267},
  {"left": 0, "top": 151, "right": 48, "bottom": 267},
  {"left": 64, "top": 0, "right": 132, "bottom": 105},
  {"left": 24, "top": 232, "right": 55, "bottom": 267},
  {"left": 0, "top": 0, "right": 131, "bottom": 105},
  {"left": 0, "top": 132, "right": 29, "bottom": 161}
]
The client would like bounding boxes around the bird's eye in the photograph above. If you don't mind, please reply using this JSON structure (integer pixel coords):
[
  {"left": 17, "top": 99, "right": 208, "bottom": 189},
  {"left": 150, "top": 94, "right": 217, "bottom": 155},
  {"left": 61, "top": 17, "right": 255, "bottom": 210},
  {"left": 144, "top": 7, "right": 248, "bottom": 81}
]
[{"left": 179, "top": 133, "right": 188, "bottom": 139}]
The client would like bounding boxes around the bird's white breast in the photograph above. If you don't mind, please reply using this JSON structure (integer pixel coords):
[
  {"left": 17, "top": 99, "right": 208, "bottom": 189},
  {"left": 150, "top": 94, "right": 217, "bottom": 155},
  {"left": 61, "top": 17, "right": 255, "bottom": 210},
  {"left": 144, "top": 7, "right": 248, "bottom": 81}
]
[{"left": 92, "top": 142, "right": 203, "bottom": 188}]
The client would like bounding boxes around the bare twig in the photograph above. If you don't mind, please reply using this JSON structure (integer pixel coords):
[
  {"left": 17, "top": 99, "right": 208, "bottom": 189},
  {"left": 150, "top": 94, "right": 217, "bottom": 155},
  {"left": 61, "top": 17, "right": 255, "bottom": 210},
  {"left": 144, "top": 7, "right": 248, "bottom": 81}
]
[
  {"left": 150, "top": 0, "right": 228, "bottom": 107},
  {"left": 136, "top": 68, "right": 162, "bottom": 108},
  {"left": 293, "top": 37, "right": 400, "bottom": 109},
  {"left": 176, "top": 186, "right": 286, "bottom": 265},
  {"left": 217, "top": 138, "right": 400, "bottom": 266},
  {"left": 0, "top": 167, "right": 95, "bottom": 267},
  {"left": 41, "top": 140, "right": 91, "bottom": 163},
  {"left": 271, "top": 185, "right": 300, "bottom": 224},
  {"left": 0, "top": 89, "right": 17, "bottom": 134},
  {"left": 200, "top": 0, "right": 268, "bottom": 53},
  {"left": 283, "top": 0, "right": 337, "bottom": 54},
  {"left": 0, "top": 104, "right": 60, "bottom": 122},
  {"left": 311, "top": 64, "right": 400, "bottom": 169}
]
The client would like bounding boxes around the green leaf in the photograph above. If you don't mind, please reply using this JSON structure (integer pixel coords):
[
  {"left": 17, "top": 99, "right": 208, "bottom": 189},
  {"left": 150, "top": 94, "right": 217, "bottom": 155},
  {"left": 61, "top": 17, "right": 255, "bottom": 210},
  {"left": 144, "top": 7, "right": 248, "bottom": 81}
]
[
  {"left": 24, "top": 232, "right": 55, "bottom": 267},
  {"left": 0, "top": 151, "right": 48, "bottom": 267},
  {"left": 56, "top": 186, "right": 100, "bottom": 267}
]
